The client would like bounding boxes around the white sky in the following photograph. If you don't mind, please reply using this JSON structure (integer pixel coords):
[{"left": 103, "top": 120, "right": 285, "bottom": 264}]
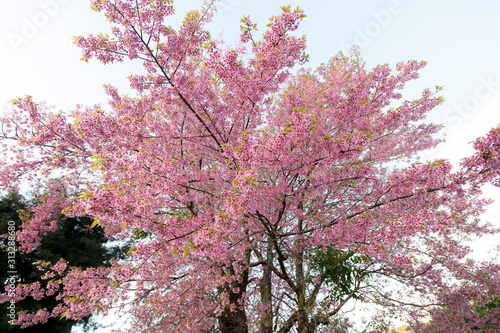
[{"left": 1, "top": 0, "right": 500, "bottom": 331}]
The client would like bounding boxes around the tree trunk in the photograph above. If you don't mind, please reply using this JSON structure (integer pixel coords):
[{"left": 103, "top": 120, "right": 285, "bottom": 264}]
[
  {"left": 217, "top": 255, "right": 250, "bottom": 333},
  {"left": 296, "top": 271, "right": 308, "bottom": 333},
  {"left": 296, "top": 215, "right": 308, "bottom": 332},
  {"left": 218, "top": 282, "right": 249, "bottom": 333},
  {"left": 260, "top": 237, "right": 274, "bottom": 333}
]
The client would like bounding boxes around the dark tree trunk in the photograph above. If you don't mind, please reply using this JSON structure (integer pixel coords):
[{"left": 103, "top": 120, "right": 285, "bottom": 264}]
[
  {"left": 217, "top": 253, "right": 250, "bottom": 333},
  {"left": 218, "top": 287, "right": 249, "bottom": 333},
  {"left": 296, "top": 214, "right": 308, "bottom": 333},
  {"left": 260, "top": 238, "right": 274, "bottom": 333}
]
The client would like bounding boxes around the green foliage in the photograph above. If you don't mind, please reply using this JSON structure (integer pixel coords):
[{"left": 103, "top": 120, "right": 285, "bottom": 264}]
[
  {"left": 312, "top": 246, "right": 367, "bottom": 302},
  {"left": 471, "top": 296, "right": 500, "bottom": 331}
]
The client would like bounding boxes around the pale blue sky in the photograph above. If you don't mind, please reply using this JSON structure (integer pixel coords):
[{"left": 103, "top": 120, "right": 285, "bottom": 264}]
[
  {"left": 1, "top": 0, "right": 500, "bottom": 330},
  {"left": 2, "top": 0, "right": 500, "bottom": 139}
]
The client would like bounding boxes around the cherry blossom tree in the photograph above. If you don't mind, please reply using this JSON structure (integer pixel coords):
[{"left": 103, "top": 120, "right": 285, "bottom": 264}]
[{"left": 1, "top": 1, "right": 499, "bottom": 332}]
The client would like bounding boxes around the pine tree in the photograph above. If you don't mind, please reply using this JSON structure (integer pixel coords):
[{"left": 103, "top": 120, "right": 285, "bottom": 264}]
[{"left": 0, "top": 192, "right": 126, "bottom": 333}]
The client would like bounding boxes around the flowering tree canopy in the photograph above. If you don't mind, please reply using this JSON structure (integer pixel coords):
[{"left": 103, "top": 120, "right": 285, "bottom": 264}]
[{"left": 1, "top": 1, "right": 500, "bottom": 332}]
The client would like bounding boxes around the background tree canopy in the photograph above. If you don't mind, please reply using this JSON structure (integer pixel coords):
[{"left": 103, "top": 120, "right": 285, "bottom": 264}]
[{"left": 0, "top": 191, "right": 127, "bottom": 333}]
